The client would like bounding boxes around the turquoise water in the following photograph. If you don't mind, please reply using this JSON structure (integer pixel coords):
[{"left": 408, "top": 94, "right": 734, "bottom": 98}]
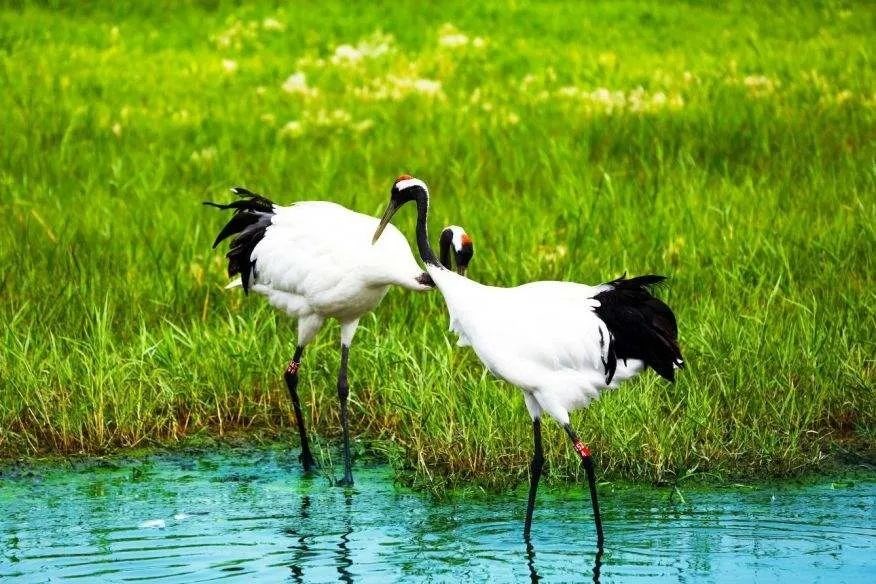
[{"left": 0, "top": 446, "right": 873, "bottom": 582}]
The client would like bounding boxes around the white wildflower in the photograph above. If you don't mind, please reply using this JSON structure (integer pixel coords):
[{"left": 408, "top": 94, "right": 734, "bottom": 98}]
[
  {"left": 282, "top": 72, "right": 317, "bottom": 97},
  {"left": 332, "top": 44, "right": 363, "bottom": 64},
  {"left": 440, "top": 33, "right": 469, "bottom": 47},
  {"left": 505, "top": 111, "right": 520, "bottom": 125},
  {"left": 351, "top": 85, "right": 376, "bottom": 100},
  {"left": 597, "top": 52, "right": 617, "bottom": 68},
  {"left": 743, "top": 75, "right": 772, "bottom": 88},
  {"left": 190, "top": 147, "right": 217, "bottom": 164},
  {"left": 280, "top": 120, "right": 304, "bottom": 138},
  {"left": 439, "top": 24, "right": 469, "bottom": 47},
  {"left": 413, "top": 78, "right": 442, "bottom": 95},
  {"left": 360, "top": 33, "right": 393, "bottom": 57},
  {"left": 296, "top": 54, "right": 326, "bottom": 68},
  {"left": 627, "top": 87, "right": 644, "bottom": 112},
  {"left": 556, "top": 84, "right": 682, "bottom": 115},
  {"left": 214, "top": 34, "right": 231, "bottom": 48},
  {"left": 222, "top": 59, "right": 238, "bottom": 73},
  {"left": 304, "top": 109, "right": 353, "bottom": 130},
  {"left": 743, "top": 75, "right": 777, "bottom": 96},
  {"left": 590, "top": 87, "right": 615, "bottom": 105},
  {"left": 331, "top": 109, "right": 352, "bottom": 124},
  {"left": 330, "top": 32, "right": 393, "bottom": 65},
  {"left": 262, "top": 17, "right": 285, "bottom": 31},
  {"left": 211, "top": 20, "right": 259, "bottom": 50},
  {"left": 111, "top": 122, "right": 122, "bottom": 137},
  {"left": 355, "top": 75, "right": 444, "bottom": 101},
  {"left": 536, "top": 244, "right": 567, "bottom": 263},
  {"left": 472, "top": 37, "right": 486, "bottom": 49},
  {"left": 353, "top": 119, "right": 375, "bottom": 133}
]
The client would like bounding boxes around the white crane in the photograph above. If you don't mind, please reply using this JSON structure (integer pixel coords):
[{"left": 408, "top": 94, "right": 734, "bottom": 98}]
[
  {"left": 205, "top": 185, "right": 472, "bottom": 486},
  {"left": 372, "top": 176, "right": 684, "bottom": 547}
]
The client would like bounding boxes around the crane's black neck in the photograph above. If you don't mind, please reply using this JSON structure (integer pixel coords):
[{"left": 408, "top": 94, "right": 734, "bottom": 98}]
[
  {"left": 438, "top": 229, "right": 453, "bottom": 270},
  {"left": 414, "top": 192, "right": 439, "bottom": 267}
]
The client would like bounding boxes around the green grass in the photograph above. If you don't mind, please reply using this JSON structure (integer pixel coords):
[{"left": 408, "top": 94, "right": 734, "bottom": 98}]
[{"left": 1, "top": 0, "right": 873, "bottom": 490}]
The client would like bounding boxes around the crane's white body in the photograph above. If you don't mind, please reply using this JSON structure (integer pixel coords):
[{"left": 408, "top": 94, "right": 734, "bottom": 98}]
[
  {"left": 427, "top": 266, "right": 644, "bottom": 425},
  {"left": 237, "top": 201, "right": 430, "bottom": 344}
]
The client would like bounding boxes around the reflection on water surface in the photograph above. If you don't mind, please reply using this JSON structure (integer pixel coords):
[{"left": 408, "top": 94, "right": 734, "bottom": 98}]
[{"left": 0, "top": 446, "right": 872, "bottom": 582}]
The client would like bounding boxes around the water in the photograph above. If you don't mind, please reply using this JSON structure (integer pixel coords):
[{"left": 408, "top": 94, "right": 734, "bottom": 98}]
[{"left": 1, "top": 446, "right": 873, "bottom": 583}]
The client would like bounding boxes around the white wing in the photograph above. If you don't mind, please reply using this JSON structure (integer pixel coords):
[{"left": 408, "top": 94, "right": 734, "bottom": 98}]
[
  {"left": 252, "top": 202, "right": 428, "bottom": 307},
  {"left": 428, "top": 269, "right": 621, "bottom": 417}
]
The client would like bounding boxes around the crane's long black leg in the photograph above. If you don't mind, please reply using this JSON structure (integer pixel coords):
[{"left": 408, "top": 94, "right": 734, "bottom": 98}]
[
  {"left": 524, "top": 418, "right": 544, "bottom": 537},
  {"left": 284, "top": 346, "right": 316, "bottom": 471},
  {"left": 563, "top": 424, "right": 604, "bottom": 549},
  {"left": 336, "top": 344, "right": 354, "bottom": 487}
]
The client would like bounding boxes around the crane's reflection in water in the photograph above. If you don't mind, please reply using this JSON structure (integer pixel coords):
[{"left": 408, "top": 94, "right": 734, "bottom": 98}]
[
  {"left": 285, "top": 493, "right": 310, "bottom": 583},
  {"left": 336, "top": 492, "right": 354, "bottom": 584},
  {"left": 524, "top": 534, "right": 603, "bottom": 583}
]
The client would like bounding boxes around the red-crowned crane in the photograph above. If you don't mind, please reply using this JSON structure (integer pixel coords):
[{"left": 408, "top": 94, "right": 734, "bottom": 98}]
[
  {"left": 205, "top": 185, "right": 472, "bottom": 486},
  {"left": 372, "top": 176, "right": 683, "bottom": 547}
]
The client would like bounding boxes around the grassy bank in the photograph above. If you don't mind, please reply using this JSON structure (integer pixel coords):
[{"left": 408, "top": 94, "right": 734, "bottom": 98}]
[{"left": 1, "top": 0, "right": 873, "bottom": 489}]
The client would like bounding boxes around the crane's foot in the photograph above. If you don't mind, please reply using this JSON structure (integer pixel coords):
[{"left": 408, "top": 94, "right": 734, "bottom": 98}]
[{"left": 335, "top": 476, "right": 354, "bottom": 488}]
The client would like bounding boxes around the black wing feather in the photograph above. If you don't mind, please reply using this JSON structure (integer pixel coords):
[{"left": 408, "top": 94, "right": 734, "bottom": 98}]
[
  {"left": 204, "top": 187, "right": 276, "bottom": 294},
  {"left": 593, "top": 274, "right": 683, "bottom": 383},
  {"left": 210, "top": 211, "right": 257, "bottom": 248}
]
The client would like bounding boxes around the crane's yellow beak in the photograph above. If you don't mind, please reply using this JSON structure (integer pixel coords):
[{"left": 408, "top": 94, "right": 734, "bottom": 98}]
[{"left": 372, "top": 201, "right": 400, "bottom": 244}]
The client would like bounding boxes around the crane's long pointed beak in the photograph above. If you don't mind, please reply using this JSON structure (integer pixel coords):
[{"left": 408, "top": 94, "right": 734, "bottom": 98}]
[{"left": 372, "top": 201, "right": 400, "bottom": 244}]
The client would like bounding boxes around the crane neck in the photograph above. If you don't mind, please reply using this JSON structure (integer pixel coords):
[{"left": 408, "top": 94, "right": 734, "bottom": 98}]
[
  {"left": 415, "top": 192, "right": 439, "bottom": 267},
  {"left": 438, "top": 233, "right": 452, "bottom": 270}
]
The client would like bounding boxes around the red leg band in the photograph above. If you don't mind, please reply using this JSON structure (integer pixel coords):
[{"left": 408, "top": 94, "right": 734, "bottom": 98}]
[
  {"left": 286, "top": 361, "right": 300, "bottom": 375},
  {"left": 573, "top": 439, "right": 592, "bottom": 459}
]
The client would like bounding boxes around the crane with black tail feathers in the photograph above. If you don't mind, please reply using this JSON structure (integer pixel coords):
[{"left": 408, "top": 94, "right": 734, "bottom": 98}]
[
  {"left": 372, "top": 176, "right": 683, "bottom": 548},
  {"left": 204, "top": 186, "right": 473, "bottom": 486}
]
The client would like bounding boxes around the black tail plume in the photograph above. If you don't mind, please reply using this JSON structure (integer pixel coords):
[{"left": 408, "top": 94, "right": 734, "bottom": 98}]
[
  {"left": 204, "top": 187, "right": 276, "bottom": 293},
  {"left": 594, "top": 274, "right": 683, "bottom": 382}
]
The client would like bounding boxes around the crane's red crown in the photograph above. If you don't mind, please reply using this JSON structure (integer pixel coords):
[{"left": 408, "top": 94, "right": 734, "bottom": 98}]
[
  {"left": 394, "top": 174, "right": 413, "bottom": 184},
  {"left": 461, "top": 234, "right": 473, "bottom": 246}
]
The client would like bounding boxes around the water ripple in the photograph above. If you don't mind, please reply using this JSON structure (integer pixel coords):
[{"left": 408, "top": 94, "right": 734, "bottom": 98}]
[{"left": 0, "top": 447, "right": 873, "bottom": 583}]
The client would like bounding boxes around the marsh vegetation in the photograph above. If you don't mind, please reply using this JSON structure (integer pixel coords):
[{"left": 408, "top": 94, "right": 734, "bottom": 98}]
[{"left": 0, "top": 1, "right": 873, "bottom": 489}]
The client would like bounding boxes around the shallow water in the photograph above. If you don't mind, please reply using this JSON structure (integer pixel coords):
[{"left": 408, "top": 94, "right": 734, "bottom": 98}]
[{"left": 0, "top": 446, "right": 873, "bottom": 583}]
